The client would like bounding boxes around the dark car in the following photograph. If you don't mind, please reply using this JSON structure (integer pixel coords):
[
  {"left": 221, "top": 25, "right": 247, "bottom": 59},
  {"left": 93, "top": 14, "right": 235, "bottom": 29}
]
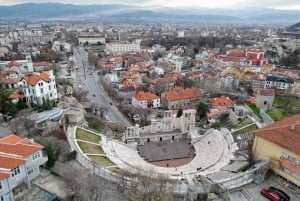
[
  {"left": 48, "top": 194, "right": 61, "bottom": 201},
  {"left": 268, "top": 187, "right": 290, "bottom": 201},
  {"left": 261, "top": 188, "right": 281, "bottom": 201}
]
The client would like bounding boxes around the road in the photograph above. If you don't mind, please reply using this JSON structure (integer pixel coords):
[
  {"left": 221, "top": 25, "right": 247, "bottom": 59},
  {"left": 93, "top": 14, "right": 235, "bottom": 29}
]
[{"left": 73, "top": 47, "right": 131, "bottom": 127}]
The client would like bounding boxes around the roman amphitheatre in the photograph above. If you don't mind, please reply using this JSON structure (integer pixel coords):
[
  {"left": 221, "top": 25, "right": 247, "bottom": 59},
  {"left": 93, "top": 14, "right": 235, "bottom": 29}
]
[{"left": 68, "top": 109, "right": 238, "bottom": 183}]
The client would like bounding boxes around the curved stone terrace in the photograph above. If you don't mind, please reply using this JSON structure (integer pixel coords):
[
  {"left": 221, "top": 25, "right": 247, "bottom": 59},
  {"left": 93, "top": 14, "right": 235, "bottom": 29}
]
[{"left": 70, "top": 126, "right": 235, "bottom": 180}]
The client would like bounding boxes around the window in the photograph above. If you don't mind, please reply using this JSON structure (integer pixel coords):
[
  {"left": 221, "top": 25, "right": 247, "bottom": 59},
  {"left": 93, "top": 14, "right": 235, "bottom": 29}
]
[
  {"left": 11, "top": 167, "right": 21, "bottom": 177},
  {"left": 32, "top": 152, "right": 40, "bottom": 160},
  {"left": 0, "top": 196, "right": 4, "bottom": 201},
  {"left": 49, "top": 86, "right": 51, "bottom": 90},
  {"left": 0, "top": 181, "right": 2, "bottom": 190},
  {"left": 40, "top": 88, "right": 44, "bottom": 94}
]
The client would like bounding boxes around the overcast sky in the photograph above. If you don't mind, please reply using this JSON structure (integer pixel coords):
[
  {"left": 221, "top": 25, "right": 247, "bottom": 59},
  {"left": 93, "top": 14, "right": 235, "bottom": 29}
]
[{"left": 0, "top": 0, "right": 299, "bottom": 10}]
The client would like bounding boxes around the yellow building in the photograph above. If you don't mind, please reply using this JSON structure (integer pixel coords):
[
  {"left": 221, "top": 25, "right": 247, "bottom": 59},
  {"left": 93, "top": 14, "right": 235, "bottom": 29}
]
[{"left": 252, "top": 114, "right": 300, "bottom": 187}]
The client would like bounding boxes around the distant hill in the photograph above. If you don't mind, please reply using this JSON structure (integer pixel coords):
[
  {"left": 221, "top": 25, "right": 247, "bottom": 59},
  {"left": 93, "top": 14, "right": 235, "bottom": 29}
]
[
  {"left": 287, "top": 22, "right": 300, "bottom": 32},
  {"left": 0, "top": 3, "right": 300, "bottom": 24}
]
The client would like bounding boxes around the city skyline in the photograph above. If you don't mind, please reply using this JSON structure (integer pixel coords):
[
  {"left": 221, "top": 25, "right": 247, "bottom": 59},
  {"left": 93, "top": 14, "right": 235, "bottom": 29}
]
[{"left": 0, "top": 0, "right": 300, "bottom": 10}]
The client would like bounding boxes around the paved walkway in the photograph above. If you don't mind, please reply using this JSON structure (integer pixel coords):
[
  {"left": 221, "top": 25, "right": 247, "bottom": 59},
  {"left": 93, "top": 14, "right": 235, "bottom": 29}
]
[{"left": 102, "top": 128, "right": 234, "bottom": 178}]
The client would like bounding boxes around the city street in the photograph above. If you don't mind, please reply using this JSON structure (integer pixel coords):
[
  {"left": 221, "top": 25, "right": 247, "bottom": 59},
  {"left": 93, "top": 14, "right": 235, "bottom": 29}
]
[{"left": 73, "top": 47, "right": 131, "bottom": 126}]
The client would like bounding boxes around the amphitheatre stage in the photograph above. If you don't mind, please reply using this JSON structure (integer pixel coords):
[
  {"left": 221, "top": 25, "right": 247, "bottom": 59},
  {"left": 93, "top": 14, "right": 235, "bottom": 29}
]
[{"left": 137, "top": 139, "right": 193, "bottom": 162}]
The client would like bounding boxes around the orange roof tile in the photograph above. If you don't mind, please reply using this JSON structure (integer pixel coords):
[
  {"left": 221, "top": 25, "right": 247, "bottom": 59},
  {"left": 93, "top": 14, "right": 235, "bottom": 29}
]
[
  {"left": 0, "top": 154, "right": 26, "bottom": 169},
  {"left": 0, "top": 134, "right": 23, "bottom": 144},
  {"left": 163, "top": 86, "right": 203, "bottom": 101},
  {"left": 8, "top": 93, "right": 25, "bottom": 99},
  {"left": 23, "top": 72, "right": 50, "bottom": 86},
  {"left": 0, "top": 171, "right": 11, "bottom": 180},
  {"left": 133, "top": 91, "right": 158, "bottom": 101},
  {"left": 210, "top": 96, "right": 234, "bottom": 107},
  {"left": 254, "top": 114, "right": 300, "bottom": 155}
]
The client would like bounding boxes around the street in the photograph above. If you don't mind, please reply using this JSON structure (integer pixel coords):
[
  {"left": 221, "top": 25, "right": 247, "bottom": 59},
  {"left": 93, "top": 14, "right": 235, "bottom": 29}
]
[{"left": 73, "top": 47, "right": 131, "bottom": 126}]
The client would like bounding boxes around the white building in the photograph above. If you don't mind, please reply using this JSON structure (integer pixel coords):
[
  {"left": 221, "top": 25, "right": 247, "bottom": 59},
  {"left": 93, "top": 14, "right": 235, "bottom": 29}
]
[
  {"left": 77, "top": 35, "right": 106, "bottom": 46},
  {"left": 0, "top": 134, "right": 48, "bottom": 201},
  {"left": 106, "top": 42, "right": 140, "bottom": 53},
  {"left": 20, "top": 70, "right": 58, "bottom": 106},
  {"left": 0, "top": 55, "right": 34, "bottom": 74},
  {"left": 132, "top": 91, "right": 160, "bottom": 109}
]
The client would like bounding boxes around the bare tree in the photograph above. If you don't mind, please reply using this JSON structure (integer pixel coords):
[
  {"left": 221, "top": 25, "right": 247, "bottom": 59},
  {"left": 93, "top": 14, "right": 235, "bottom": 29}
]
[
  {"left": 124, "top": 172, "right": 175, "bottom": 201},
  {"left": 63, "top": 165, "right": 110, "bottom": 201},
  {"left": 72, "top": 88, "right": 89, "bottom": 103}
]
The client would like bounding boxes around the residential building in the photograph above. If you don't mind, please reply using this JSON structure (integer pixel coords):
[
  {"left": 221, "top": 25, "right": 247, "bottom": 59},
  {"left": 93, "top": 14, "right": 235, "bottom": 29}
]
[
  {"left": 210, "top": 96, "right": 234, "bottom": 110},
  {"left": 106, "top": 42, "right": 141, "bottom": 53},
  {"left": 77, "top": 35, "right": 106, "bottom": 46},
  {"left": 132, "top": 91, "right": 160, "bottom": 109},
  {"left": 161, "top": 86, "right": 203, "bottom": 110},
  {"left": 20, "top": 70, "right": 58, "bottom": 106},
  {"left": 0, "top": 134, "right": 48, "bottom": 201},
  {"left": 265, "top": 75, "right": 294, "bottom": 90},
  {"left": 252, "top": 114, "right": 300, "bottom": 187}
]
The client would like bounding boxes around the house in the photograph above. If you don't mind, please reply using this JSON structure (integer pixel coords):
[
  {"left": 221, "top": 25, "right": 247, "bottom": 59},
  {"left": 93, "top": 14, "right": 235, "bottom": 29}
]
[
  {"left": 252, "top": 114, "right": 300, "bottom": 187},
  {"left": 161, "top": 86, "right": 203, "bottom": 110},
  {"left": 265, "top": 75, "right": 294, "bottom": 90},
  {"left": 0, "top": 134, "right": 48, "bottom": 201},
  {"left": 132, "top": 91, "right": 160, "bottom": 109},
  {"left": 20, "top": 70, "right": 58, "bottom": 106},
  {"left": 210, "top": 96, "right": 234, "bottom": 110}
]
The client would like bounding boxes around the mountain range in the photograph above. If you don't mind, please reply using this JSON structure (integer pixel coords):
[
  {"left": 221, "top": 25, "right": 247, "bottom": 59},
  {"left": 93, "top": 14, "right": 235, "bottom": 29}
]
[{"left": 0, "top": 3, "right": 300, "bottom": 24}]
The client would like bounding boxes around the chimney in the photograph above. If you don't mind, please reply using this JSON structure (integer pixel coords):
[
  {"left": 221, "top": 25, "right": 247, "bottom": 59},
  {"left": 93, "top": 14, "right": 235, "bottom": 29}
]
[{"left": 29, "top": 138, "right": 34, "bottom": 144}]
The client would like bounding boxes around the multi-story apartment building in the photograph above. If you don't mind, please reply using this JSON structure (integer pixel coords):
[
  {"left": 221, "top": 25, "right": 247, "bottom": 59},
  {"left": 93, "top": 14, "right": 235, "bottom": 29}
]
[
  {"left": 132, "top": 91, "right": 160, "bottom": 109},
  {"left": 265, "top": 75, "right": 294, "bottom": 90},
  {"left": 20, "top": 70, "right": 58, "bottom": 106},
  {"left": 106, "top": 42, "right": 140, "bottom": 53},
  {"left": 0, "top": 134, "right": 48, "bottom": 201},
  {"left": 252, "top": 114, "right": 300, "bottom": 187}
]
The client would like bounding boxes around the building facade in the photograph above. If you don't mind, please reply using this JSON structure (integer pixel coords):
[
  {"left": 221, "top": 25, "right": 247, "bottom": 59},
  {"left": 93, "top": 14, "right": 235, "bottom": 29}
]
[
  {"left": 0, "top": 134, "right": 48, "bottom": 201},
  {"left": 252, "top": 114, "right": 300, "bottom": 187},
  {"left": 106, "top": 42, "right": 141, "bottom": 53},
  {"left": 20, "top": 70, "right": 58, "bottom": 106},
  {"left": 161, "top": 86, "right": 203, "bottom": 110},
  {"left": 131, "top": 91, "right": 160, "bottom": 109}
]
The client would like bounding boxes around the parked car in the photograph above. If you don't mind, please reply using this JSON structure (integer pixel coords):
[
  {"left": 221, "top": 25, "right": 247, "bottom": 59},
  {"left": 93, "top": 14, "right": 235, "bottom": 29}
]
[
  {"left": 261, "top": 188, "right": 281, "bottom": 201},
  {"left": 268, "top": 187, "right": 290, "bottom": 201}
]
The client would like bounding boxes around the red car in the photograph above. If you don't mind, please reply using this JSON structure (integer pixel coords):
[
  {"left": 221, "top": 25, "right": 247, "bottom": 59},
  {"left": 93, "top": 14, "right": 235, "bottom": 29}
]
[{"left": 261, "top": 188, "right": 281, "bottom": 201}]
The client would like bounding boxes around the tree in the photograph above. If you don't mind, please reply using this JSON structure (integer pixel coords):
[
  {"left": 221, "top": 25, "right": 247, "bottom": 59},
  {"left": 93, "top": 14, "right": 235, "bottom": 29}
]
[
  {"left": 63, "top": 164, "right": 111, "bottom": 201},
  {"left": 88, "top": 51, "right": 99, "bottom": 67},
  {"left": 197, "top": 102, "right": 209, "bottom": 119},
  {"left": 43, "top": 144, "right": 61, "bottom": 168},
  {"left": 124, "top": 172, "right": 175, "bottom": 201}
]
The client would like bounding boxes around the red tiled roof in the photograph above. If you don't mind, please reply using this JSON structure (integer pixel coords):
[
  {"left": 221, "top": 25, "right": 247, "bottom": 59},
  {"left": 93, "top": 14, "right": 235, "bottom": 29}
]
[
  {"left": 132, "top": 91, "right": 158, "bottom": 101},
  {"left": 0, "top": 154, "right": 26, "bottom": 169},
  {"left": 163, "top": 86, "right": 203, "bottom": 101},
  {"left": 8, "top": 60, "right": 20, "bottom": 67},
  {"left": 8, "top": 93, "right": 25, "bottom": 99},
  {"left": 23, "top": 72, "right": 50, "bottom": 86},
  {"left": 0, "top": 171, "right": 11, "bottom": 180},
  {"left": 253, "top": 114, "right": 300, "bottom": 155},
  {"left": 0, "top": 134, "right": 43, "bottom": 170},
  {"left": 210, "top": 96, "right": 234, "bottom": 107}
]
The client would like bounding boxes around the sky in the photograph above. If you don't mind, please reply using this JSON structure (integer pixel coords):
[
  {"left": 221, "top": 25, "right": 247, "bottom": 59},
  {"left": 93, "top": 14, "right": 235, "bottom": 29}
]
[{"left": 0, "top": 0, "right": 299, "bottom": 10}]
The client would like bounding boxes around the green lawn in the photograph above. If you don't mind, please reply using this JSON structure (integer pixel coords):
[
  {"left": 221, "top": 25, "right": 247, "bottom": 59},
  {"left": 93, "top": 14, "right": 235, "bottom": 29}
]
[
  {"left": 89, "top": 155, "right": 115, "bottom": 167},
  {"left": 77, "top": 141, "right": 104, "bottom": 154},
  {"left": 247, "top": 103, "right": 262, "bottom": 119},
  {"left": 233, "top": 124, "right": 258, "bottom": 135},
  {"left": 273, "top": 97, "right": 300, "bottom": 107},
  {"left": 233, "top": 118, "right": 253, "bottom": 130},
  {"left": 76, "top": 128, "right": 101, "bottom": 143},
  {"left": 267, "top": 108, "right": 291, "bottom": 122}
]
